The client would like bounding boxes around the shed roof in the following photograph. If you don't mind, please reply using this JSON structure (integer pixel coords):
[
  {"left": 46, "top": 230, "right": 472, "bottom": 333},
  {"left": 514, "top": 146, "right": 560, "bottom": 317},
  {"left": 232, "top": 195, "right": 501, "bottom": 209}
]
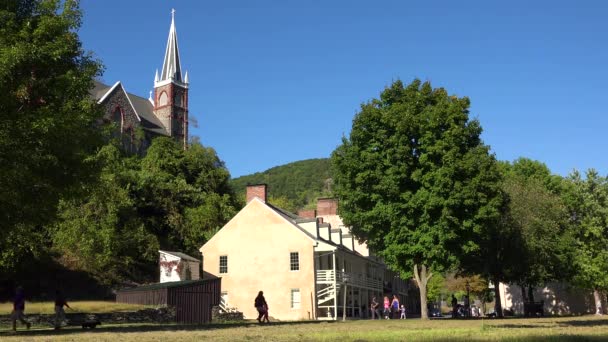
[
  {"left": 117, "top": 279, "right": 214, "bottom": 292},
  {"left": 159, "top": 250, "right": 199, "bottom": 262}
]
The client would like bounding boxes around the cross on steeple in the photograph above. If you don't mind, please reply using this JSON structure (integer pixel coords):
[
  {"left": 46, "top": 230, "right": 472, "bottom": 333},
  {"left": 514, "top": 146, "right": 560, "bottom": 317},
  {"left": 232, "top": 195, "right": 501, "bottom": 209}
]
[{"left": 171, "top": 8, "right": 175, "bottom": 20}]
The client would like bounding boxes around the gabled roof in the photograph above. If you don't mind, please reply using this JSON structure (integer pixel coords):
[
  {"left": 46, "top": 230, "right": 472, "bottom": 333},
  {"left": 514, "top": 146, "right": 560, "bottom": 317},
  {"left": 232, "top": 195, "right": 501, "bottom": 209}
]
[
  {"left": 159, "top": 250, "right": 199, "bottom": 262},
  {"left": 91, "top": 80, "right": 169, "bottom": 136}
]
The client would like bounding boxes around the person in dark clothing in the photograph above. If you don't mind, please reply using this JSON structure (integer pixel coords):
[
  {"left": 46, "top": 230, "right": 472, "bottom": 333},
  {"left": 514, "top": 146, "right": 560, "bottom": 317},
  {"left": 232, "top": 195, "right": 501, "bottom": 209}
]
[
  {"left": 54, "top": 290, "right": 71, "bottom": 330},
  {"left": 11, "top": 286, "right": 30, "bottom": 331},
  {"left": 451, "top": 294, "right": 458, "bottom": 318},
  {"left": 254, "top": 291, "right": 268, "bottom": 323}
]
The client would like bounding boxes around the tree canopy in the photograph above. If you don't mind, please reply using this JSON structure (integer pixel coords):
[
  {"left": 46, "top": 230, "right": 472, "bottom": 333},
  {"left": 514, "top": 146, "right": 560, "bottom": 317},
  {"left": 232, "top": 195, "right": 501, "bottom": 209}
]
[
  {"left": 52, "top": 138, "right": 238, "bottom": 284},
  {"left": 0, "top": 0, "right": 103, "bottom": 275},
  {"left": 331, "top": 79, "right": 503, "bottom": 318}
]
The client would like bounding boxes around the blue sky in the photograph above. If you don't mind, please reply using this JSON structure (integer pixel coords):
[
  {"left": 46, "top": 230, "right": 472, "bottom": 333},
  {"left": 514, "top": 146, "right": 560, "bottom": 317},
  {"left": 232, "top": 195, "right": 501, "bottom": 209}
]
[{"left": 80, "top": 1, "right": 608, "bottom": 178}]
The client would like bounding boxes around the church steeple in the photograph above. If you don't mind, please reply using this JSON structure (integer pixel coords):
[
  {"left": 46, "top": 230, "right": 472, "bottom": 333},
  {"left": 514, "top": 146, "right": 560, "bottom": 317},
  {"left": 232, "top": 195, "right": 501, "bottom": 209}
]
[
  {"left": 153, "top": 9, "right": 189, "bottom": 150},
  {"left": 159, "top": 9, "right": 182, "bottom": 83}
]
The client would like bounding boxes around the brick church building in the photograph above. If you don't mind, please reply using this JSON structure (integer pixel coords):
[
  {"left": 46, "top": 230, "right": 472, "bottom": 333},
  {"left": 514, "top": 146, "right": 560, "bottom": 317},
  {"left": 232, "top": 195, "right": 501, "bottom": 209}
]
[{"left": 90, "top": 11, "right": 189, "bottom": 152}]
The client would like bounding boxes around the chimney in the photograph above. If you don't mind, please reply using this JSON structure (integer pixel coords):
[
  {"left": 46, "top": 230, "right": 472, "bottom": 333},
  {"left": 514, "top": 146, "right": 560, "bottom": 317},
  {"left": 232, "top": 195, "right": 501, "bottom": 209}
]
[
  {"left": 246, "top": 184, "right": 267, "bottom": 203},
  {"left": 317, "top": 198, "right": 338, "bottom": 216},
  {"left": 297, "top": 209, "right": 316, "bottom": 219}
]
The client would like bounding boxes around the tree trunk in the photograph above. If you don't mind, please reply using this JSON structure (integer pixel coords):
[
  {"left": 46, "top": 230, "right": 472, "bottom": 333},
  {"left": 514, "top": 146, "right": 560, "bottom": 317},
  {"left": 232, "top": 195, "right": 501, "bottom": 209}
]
[
  {"left": 528, "top": 286, "right": 535, "bottom": 303},
  {"left": 521, "top": 285, "right": 527, "bottom": 302},
  {"left": 413, "top": 264, "right": 432, "bottom": 320},
  {"left": 594, "top": 288, "right": 604, "bottom": 315},
  {"left": 493, "top": 276, "right": 503, "bottom": 318}
]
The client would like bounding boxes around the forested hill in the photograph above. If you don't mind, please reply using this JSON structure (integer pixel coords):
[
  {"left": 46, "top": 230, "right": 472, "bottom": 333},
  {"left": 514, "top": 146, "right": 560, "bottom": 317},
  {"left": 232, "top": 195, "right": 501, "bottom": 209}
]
[{"left": 230, "top": 158, "right": 332, "bottom": 211}]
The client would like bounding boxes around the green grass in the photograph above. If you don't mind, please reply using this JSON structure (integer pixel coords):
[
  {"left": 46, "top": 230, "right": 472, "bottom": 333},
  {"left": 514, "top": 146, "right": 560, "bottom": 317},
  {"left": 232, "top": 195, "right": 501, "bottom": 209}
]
[
  {"left": 0, "top": 301, "right": 148, "bottom": 315},
  {"left": 1, "top": 315, "right": 608, "bottom": 341}
]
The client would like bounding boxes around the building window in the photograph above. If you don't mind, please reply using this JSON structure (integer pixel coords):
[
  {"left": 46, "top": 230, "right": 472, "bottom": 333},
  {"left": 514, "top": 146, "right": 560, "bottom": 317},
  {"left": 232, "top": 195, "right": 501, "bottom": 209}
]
[
  {"left": 159, "top": 91, "right": 168, "bottom": 106},
  {"left": 290, "top": 252, "right": 299, "bottom": 271},
  {"left": 290, "top": 289, "right": 301, "bottom": 309},
  {"left": 112, "top": 107, "right": 123, "bottom": 133},
  {"left": 219, "top": 255, "right": 228, "bottom": 274}
]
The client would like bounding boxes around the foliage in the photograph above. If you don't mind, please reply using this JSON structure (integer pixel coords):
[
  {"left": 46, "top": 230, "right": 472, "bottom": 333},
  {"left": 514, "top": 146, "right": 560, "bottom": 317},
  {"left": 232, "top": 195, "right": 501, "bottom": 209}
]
[
  {"left": 231, "top": 158, "right": 332, "bottom": 210},
  {"left": 52, "top": 145, "right": 157, "bottom": 284},
  {"left": 331, "top": 79, "right": 503, "bottom": 318},
  {"left": 501, "top": 160, "right": 574, "bottom": 289},
  {"left": 426, "top": 273, "right": 445, "bottom": 302},
  {"left": 0, "top": 0, "right": 103, "bottom": 275},
  {"left": 52, "top": 138, "right": 238, "bottom": 284},
  {"left": 563, "top": 170, "right": 608, "bottom": 292}
]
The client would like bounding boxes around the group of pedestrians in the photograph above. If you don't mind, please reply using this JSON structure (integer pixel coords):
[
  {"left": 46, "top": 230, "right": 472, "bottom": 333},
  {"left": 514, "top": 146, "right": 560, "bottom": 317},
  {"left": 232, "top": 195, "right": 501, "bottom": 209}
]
[
  {"left": 370, "top": 295, "right": 405, "bottom": 319},
  {"left": 10, "top": 287, "right": 72, "bottom": 332}
]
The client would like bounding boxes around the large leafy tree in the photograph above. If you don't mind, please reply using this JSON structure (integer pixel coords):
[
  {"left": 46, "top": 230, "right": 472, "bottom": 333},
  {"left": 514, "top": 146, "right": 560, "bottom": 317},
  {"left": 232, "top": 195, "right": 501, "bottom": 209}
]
[
  {"left": 331, "top": 79, "right": 503, "bottom": 318},
  {"left": 0, "top": 0, "right": 103, "bottom": 274},
  {"left": 500, "top": 159, "right": 574, "bottom": 302},
  {"left": 563, "top": 169, "right": 608, "bottom": 315}
]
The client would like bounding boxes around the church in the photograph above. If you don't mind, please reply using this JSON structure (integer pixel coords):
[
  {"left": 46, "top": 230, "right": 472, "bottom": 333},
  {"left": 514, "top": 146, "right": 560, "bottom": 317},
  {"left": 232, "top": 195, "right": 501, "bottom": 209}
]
[{"left": 90, "top": 11, "right": 189, "bottom": 152}]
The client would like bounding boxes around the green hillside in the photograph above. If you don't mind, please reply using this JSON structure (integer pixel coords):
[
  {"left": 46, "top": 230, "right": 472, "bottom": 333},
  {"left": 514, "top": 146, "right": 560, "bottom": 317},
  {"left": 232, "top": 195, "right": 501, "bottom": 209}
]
[{"left": 230, "top": 158, "right": 333, "bottom": 211}]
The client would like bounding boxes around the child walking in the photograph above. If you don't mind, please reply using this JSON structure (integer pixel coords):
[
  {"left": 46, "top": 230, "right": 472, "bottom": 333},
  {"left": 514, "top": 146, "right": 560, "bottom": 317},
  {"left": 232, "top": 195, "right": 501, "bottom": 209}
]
[{"left": 400, "top": 305, "right": 406, "bottom": 319}]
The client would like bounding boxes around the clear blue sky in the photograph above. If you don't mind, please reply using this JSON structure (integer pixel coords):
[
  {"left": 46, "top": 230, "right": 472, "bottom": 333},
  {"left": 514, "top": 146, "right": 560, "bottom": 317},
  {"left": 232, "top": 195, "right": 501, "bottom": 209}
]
[{"left": 80, "top": 0, "right": 608, "bottom": 178}]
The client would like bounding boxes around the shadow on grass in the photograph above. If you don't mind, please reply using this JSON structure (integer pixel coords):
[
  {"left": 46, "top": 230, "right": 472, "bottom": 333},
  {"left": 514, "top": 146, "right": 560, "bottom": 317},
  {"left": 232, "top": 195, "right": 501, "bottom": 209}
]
[
  {"left": 557, "top": 318, "right": 608, "bottom": 327},
  {"left": 0, "top": 320, "right": 332, "bottom": 338}
]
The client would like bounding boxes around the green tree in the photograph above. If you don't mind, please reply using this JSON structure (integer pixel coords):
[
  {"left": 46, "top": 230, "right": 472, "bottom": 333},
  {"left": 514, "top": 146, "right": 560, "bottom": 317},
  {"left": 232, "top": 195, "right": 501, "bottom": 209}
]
[
  {"left": 563, "top": 169, "right": 608, "bottom": 314},
  {"left": 501, "top": 160, "right": 573, "bottom": 302},
  {"left": 52, "top": 145, "right": 158, "bottom": 284},
  {"left": 331, "top": 79, "right": 503, "bottom": 319},
  {"left": 0, "top": 0, "right": 103, "bottom": 275}
]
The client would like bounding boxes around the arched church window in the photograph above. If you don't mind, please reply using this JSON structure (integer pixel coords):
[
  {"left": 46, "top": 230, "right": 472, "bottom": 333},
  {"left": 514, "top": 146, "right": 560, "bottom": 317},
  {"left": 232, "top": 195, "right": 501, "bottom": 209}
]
[
  {"left": 159, "top": 91, "right": 168, "bottom": 106},
  {"left": 112, "top": 107, "right": 123, "bottom": 133}
]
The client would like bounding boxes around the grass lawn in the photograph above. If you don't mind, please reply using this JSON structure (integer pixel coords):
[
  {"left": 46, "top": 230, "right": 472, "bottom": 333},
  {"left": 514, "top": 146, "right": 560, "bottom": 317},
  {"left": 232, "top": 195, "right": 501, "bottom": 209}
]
[
  {"left": 1, "top": 315, "right": 608, "bottom": 341},
  {"left": 0, "top": 301, "right": 148, "bottom": 315}
]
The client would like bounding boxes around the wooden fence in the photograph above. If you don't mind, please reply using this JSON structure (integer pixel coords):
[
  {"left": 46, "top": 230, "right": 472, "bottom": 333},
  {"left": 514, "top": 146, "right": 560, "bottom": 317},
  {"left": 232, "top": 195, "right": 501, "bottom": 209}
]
[{"left": 116, "top": 278, "right": 221, "bottom": 324}]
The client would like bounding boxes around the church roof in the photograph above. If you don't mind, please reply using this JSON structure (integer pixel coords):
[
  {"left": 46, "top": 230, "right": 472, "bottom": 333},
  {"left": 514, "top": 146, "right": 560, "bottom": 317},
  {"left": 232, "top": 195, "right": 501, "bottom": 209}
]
[
  {"left": 91, "top": 80, "right": 168, "bottom": 136},
  {"left": 159, "top": 10, "right": 182, "bottom": 83}
]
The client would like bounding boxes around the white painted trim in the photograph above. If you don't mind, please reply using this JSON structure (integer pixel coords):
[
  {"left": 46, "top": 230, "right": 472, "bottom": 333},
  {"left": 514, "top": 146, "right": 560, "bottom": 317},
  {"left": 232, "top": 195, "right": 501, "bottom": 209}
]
[
  {"left": 120, "top": 84, "right": 142, "bottom": 122},
  {"left": 97, "top": 81, "right": 121, "bottom": 103},
  {"left": 96, "top": 81, "right": 142, "bottom": 122}
]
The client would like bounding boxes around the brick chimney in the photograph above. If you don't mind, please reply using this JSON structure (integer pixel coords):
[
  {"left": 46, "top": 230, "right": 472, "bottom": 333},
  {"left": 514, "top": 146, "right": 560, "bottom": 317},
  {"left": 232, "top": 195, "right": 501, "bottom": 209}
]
[
  {"left": 246, "top": 184, "right": 267, "bottom": 203},
  {"left": 297, "top": 209, "right": 316, "bottom": 219},
  {"left": 317, "top": 198, "right": 338, "bottom": 216}
]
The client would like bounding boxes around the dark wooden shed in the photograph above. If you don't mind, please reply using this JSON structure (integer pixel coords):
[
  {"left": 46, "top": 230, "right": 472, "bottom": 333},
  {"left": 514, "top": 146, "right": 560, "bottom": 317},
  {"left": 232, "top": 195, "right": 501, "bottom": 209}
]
[{"left": 116, "top": 278, "right": 221, "bottom": 324}]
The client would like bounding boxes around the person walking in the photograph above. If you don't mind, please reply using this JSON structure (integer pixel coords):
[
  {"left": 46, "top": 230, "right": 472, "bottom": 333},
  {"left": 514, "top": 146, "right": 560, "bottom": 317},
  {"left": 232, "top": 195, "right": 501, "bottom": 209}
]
[
  {"left": 54, "top": 290, "right": 71, "bottom": 330},
  {"left": 370, "top": 297, "right": 380, "bottom": 319},
  {"left": 391, "top": 295, "right": 400, "bottom": 319},
  {"left": 451, "top": 294, "right": 458, "bottom": 318},
  {"left": 262, "top": 303, "right": 270, "bottom": 323},
  {"left": 400, "top": 305, "right": 407, "bottom": 319},
  {"left": 254, "top": 291, "right": 268, "bottom": 323},
  {"left": 11, "top": 286, "right": 30, "bottom": 332},
  {"left": 383, "top": 296, "right": 390, "bottom": 319}
]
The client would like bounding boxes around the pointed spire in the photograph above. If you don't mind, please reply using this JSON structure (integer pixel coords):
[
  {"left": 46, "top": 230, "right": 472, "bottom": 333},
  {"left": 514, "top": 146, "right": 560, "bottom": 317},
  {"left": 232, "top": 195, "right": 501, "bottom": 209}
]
[
  {"left": 154, "top": 69, "right": 159, "bottom": 83},
  {"left": 184, "top": 71, "right": 189, "bottom": 84},
  {"left": 160, "top": 8, "right": 182, "bottom": 82}
]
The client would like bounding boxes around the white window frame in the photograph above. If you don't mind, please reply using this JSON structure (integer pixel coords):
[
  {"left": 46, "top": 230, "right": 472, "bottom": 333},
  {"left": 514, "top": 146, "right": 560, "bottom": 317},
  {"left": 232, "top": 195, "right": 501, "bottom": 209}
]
[
  {"left": 290, "top": 288, "right": 301, "bottom": 309},
  {"left": 290, "top": 252, "right": 299, "bottom": 271},
  {"left": 219, "top": 255, "right": 228, "bottom": 274}
]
